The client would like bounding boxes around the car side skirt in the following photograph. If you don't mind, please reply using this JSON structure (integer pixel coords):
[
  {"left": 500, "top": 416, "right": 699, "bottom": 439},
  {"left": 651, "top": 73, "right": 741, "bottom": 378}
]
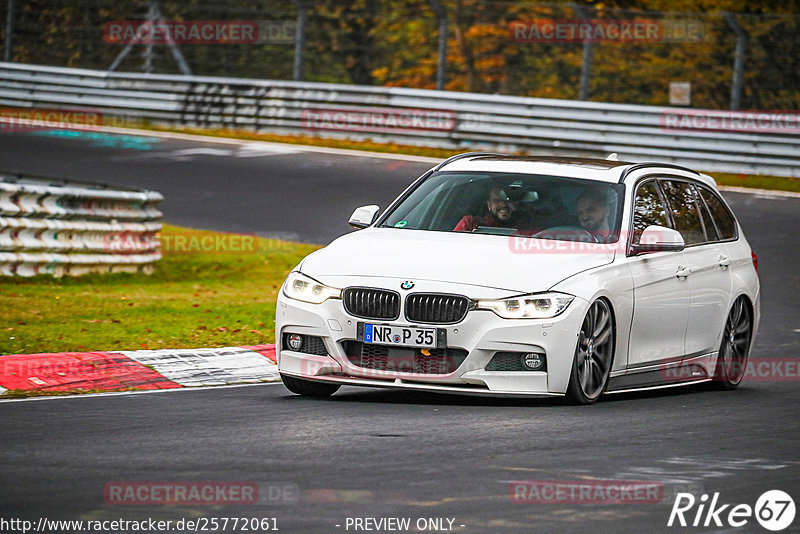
[{"left": 606, "top": 353, "right": 712, "bottom": 393}]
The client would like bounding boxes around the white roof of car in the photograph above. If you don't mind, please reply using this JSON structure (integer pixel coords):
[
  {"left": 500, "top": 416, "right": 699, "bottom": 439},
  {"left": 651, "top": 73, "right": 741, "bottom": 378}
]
[{"left": 438, "top": 154, "right": 717, "bottom": 188}]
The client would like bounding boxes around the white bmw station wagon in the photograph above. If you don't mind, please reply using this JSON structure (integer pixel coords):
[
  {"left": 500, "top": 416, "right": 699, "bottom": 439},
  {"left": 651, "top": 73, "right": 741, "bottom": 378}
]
[{"left": 276, "top": 153, "right": 760, "bottom": 404}]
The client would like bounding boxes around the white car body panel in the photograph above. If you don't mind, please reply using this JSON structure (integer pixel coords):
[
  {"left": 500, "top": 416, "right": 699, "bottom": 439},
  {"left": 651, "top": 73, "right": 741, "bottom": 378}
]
[
  {"left": 626, "top": 250, "right": 691, "bottom": 366},
  {"left": 302, "top": 227, "right": 616, "bottom": 294},
  {"left": 682, "top": 242, "right": 733, "bottom": 357}
]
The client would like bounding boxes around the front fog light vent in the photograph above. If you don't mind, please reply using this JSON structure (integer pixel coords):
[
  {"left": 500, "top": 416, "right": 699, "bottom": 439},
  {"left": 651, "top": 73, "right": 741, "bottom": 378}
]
[
  {"left": 522, "top": 352, "right": 546, "bottom": 371},
  {"left": 283, "top": 333, "right": 328, "bottom": 356},
  {"left": 485, "top": 351, "right": 547, "bottom": 372},
  {"left": 287, "top": 333, "right": 303, "bottom": 351}
]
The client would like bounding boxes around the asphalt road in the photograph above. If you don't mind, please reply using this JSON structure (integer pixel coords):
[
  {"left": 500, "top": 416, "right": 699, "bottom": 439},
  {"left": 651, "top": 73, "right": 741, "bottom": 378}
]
[
  {"left": 1, "top": 128, "right": 799, "bottom": 533},
  {"left": 0, "top": 129, "right": 423, "bottom": 244}
]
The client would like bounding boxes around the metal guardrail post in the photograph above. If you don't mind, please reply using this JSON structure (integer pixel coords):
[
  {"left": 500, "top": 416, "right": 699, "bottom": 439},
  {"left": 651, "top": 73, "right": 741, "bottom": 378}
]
[
  {"left": 430, "top": 0, "right": 448, "bottom": 91},
  {"left": 292, "top": 0, "right": 308, "bottom": 82},
  {"left": 723, "top": 12, "right": 747, "bottom": 111},
  {"left": 572, "top": 2, "right": 594, "bottom": 102},
  {"left": 3, "top": 0, "right": 14, "bottom": 63}
]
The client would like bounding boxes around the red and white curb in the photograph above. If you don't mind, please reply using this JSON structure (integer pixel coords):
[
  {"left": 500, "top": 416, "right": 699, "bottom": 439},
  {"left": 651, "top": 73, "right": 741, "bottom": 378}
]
[
  {"left": 0, "top": 344, "right": 277, "bottom": 395},
  {"left": 118, "top": 346, "right": 278, "bottom": 387}
]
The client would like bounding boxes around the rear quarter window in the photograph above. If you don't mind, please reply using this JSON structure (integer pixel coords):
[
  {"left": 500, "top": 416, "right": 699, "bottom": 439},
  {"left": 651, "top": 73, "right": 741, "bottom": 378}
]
[{"left": 698, "top": 187, "right": 737, "bottom": 240}]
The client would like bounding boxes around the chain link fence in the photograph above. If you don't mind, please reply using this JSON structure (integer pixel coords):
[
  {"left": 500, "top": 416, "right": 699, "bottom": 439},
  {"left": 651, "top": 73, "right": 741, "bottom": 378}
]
[{"left": 2, "top": 0, "right": 799, "bottom": 110}]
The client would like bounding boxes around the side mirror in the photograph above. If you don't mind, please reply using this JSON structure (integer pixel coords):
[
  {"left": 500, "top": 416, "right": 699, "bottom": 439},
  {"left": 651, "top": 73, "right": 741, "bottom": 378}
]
[
  {"left": 348, "top": 205, "right": 380, "bottom": 229},
  {"left": 630, "top": 225, "right": 685, "bottom": 255}
]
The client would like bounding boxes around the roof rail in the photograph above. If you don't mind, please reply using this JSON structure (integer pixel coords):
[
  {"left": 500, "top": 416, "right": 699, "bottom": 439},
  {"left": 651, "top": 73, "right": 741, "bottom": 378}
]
[
  {"left": 434, "top": 152, "right": 508, "bottom": 171},
  {"left": 618, "top": 162, "right": 700, "bottom": 183}
]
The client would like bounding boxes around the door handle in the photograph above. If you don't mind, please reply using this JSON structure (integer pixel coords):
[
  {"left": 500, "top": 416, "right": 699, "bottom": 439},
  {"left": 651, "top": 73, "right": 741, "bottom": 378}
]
[
  {"left": 676, "top": 266, "right": 692, "bottom": 278},
  {"left": 718, "top": 256, "right": 731, "bottom": 268}
]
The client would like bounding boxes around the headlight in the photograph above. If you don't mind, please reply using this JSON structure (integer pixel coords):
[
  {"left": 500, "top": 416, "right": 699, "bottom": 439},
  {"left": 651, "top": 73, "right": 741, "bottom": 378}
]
[
  {"left": 476, "top": 292, "right": 574, "bottom": 319},
  {"left": 282, "top": 272, "right": 342, "bottom": 304}
]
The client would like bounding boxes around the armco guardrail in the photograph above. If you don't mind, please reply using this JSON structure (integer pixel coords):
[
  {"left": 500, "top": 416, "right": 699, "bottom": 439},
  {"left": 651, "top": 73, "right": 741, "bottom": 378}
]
[
  {"left": 0, "top": 173, "right": 162, "bottom": 277},
  {"left": 0, "top": 62, "right": 799, "bottom": 177}
]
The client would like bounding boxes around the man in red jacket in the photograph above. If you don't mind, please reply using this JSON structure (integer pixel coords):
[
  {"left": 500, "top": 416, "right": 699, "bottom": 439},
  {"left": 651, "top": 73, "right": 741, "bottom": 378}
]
[{"left": 454, "top": 186, "right": 515, "bottom": 232}]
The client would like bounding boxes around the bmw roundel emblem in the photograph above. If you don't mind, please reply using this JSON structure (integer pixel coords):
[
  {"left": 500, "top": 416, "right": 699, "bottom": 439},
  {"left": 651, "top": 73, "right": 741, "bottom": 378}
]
[{"left": 401, "top": 281, "right": 415, "bottom": 290}]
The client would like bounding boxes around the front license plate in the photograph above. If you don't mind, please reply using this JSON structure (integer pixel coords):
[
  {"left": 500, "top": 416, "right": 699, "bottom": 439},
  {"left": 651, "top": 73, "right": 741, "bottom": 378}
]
[{"left": 363, "top": 323, "right": 438, "bottom": 348}]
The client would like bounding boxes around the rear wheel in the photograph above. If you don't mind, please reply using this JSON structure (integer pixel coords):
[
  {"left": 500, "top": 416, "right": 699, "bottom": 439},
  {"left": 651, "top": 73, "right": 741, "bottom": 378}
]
[
  {"left": 565, "top": 299, "right": 615, "bottom": 405},
  {"left": 711, "top": 297, "right": 753, "bottom": 390},
  {"left": 280, "top": 374, "right": 340, "bottom": 397}
]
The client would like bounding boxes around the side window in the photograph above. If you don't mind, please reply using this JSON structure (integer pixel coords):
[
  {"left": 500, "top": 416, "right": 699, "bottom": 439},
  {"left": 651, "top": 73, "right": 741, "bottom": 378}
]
[
  {"left": 660, "top": 180, "right": 706, "bottom": 245},
  {"left": 632, "top": 180, "right": 669, "bottom": 244},
  {"left": 699, "top": 187, "right": 736, "bottom": 240},
  {"left": 695, "top": 189, "right": 719, "bottom": 242}
]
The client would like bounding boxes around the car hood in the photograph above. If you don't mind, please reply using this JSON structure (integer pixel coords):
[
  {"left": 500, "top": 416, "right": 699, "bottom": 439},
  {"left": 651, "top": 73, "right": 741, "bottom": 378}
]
[{"left": 301, "top": 227, "right": 615, "bottom": 294}]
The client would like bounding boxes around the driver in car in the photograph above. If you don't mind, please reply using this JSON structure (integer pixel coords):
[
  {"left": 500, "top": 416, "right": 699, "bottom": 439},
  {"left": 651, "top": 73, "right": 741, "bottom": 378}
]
[
  {"left": 454, "top": 186, "right": 515, "bottom": 232},
  {"left": 576, "top": 188, "right": 612, "bottom": 242}
]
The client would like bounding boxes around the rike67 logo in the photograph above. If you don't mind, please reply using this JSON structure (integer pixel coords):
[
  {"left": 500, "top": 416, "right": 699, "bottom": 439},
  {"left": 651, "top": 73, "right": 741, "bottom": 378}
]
[{"left": 668, "top": 490, "right": 795, "bottom": 531}]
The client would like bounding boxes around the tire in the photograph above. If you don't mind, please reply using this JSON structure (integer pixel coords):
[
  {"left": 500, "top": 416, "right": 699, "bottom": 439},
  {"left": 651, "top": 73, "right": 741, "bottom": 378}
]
[
  {"left": 711, "top": 297, "right": 753, "bottom": 390},
  {"left": 565, "top": 299, "right": 615, "bottom": 405},
  {"left": 280, "top": 373, "right": 341, "bottom": 397}
]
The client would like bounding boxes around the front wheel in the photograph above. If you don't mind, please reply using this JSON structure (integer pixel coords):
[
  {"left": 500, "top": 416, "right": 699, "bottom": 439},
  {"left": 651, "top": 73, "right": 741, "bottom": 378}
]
[
  {"left": 280, "top": 374, "right": 341, "bottom": 397},
  {"left": 565, "top": 299, "right": 615, "bottom": 405},
  {"left": 711, "top": 297, "right": 753, "bottom": 390}
]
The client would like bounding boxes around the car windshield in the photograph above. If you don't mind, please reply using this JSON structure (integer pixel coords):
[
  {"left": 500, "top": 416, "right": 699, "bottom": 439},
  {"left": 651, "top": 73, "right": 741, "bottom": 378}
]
[{"left": 379, "top": 171, "right": 625, "bottom": 243}]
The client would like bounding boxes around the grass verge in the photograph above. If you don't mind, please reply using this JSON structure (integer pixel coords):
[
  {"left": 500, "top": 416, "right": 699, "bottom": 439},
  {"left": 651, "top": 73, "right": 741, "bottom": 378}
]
[
  {"left": 0, "top": 224, "right": 320, "bottom": 355},
  {"left": 706, "top": 172, "right": 800, "bottom": 193}
]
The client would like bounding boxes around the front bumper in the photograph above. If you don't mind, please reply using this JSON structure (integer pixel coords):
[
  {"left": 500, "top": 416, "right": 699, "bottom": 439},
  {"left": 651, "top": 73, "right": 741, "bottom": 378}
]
[{"left": 275, "top": 284, "right": 588, "bottom": 396}]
